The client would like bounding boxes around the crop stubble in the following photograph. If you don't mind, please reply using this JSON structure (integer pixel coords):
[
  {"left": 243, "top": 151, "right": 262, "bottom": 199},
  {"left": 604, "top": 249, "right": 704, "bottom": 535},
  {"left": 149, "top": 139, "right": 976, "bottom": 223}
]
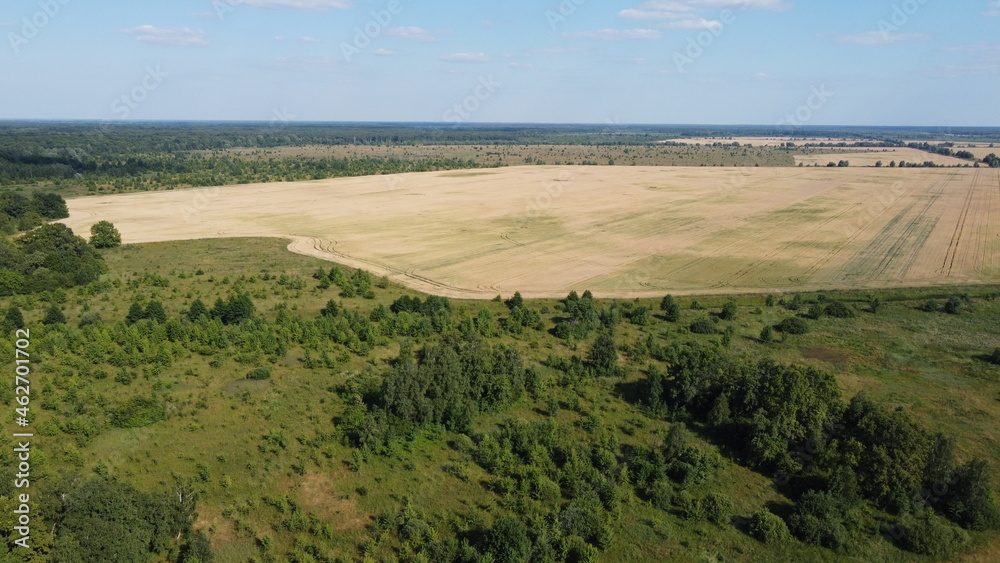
[{"left": 61, "top": 166, "right": 999, "bottom": 298}]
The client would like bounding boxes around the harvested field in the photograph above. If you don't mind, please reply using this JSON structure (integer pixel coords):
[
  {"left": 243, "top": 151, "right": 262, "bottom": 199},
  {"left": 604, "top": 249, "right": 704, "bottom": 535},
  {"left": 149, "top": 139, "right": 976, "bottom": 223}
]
[
  {"left": 61, "top": 166, "right": 1000, "bottom": 298},
  {"left": 794, "top": 147, "right": 974, "bottom": 167}
]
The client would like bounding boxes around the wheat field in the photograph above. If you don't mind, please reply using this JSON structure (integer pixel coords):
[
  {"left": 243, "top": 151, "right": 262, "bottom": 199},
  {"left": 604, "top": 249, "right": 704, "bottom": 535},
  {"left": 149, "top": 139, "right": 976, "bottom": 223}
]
[{"left": 61, "top": 166, "right": 1000, "bottom": 298}]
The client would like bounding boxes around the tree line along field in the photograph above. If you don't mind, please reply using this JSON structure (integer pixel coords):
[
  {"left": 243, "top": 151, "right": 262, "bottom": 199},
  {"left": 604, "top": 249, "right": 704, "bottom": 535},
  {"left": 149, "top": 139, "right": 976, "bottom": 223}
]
[
  {"left": 61, "top": 165, "right": 1000, "bottom": 300},
  {"left": 199, "top": 143, "right": 796, "bottom": 169},
  {"left": 0, "top": 237, "right": 999, "bottom": 561}
]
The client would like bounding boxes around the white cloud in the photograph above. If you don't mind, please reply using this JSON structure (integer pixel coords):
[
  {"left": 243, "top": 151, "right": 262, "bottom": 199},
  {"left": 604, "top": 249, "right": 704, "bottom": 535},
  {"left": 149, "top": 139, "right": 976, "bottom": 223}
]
[
  {"left": 373, "top": 48, "right": 396, "bottom": 56},
  {"left": 562, "top": 28, "right": 662, "bottom": 40},
  {"left": 509, "top": 62, "right": 534, "bottom": 69},
  {"left": 263, "top": 56, "right": 341, "bottom": 72},
  {"left": 122, "top": 25, "right": 208, "bottom": 47},
  {"left": 664, "top": 18, "right": 723, "bottom": 30},
  {"left": 384, "top": 27, "right": 437, "bottom": 42},
  {"left": 985, "top": 1, "right": 1000, "bottom": 16},
  {"left": 231, "top": 0, "right": 350, "bottom": 11},
  {"left": 440, "top": 52, "right": 491, "bottom": 62},
  {"left": 273, "top": 35, "right": 285, "bottom": 41},
  {"left": 620, "top": 0, "right": 790, "bottom": 20},
  {"left": 835, "top": 31, "right": 927, "bottom": 46},
  {"left": 299, "top": 36, "right": 321, "bottom": 43},
  {"left": 481, "top": 20, "right": 497, "bottom": 27},
  {"left": 528, "top": 46, "right": 584, "bottom": 54}
]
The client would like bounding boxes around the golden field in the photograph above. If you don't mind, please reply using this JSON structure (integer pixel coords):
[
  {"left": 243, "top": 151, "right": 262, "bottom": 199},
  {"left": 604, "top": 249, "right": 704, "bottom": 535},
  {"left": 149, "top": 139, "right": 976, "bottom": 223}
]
[{"left": 62, "top": 166, "right": 1000, "bottom": 298}]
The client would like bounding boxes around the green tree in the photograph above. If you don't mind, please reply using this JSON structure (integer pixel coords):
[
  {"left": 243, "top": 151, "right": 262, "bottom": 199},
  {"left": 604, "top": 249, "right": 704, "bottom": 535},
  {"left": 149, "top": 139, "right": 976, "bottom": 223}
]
[
  {"left": 588, "top": 332, "right": 619, "bottom": 377},
  {"left": 719, "top": 300, "right": 737, "bottom": 321},
  {"left": 42, "top": 303, "right": 66, "bottom": 325},
  {"left": 125, "top": 302, "right": 146, "bottom": 325},
  {"left": 944, "top": 458, "right": 1000, "bottom": 530},
  {"left": 186, "top": 299, "right": 209, "bottom": 321},
  {"left": 660, "top": 294, "right": 680, "bottom": 322},
  {"left": 484, "top": 516, "right": 531, "bottom": 563},
  {"left": 778, "top": 317, "right": 809, "bottom": 335},
  {"left": 759, "top": 325, "right": 774, "bottom": 343},
  {"left": 90, "top": 220, "right": 122, "bottom": 249},
  {"left": 144, "top": 301, "right": 167, "bottom": 324},
  {"left": 2, "top": 306, "right": 24, "bottom": 332}
]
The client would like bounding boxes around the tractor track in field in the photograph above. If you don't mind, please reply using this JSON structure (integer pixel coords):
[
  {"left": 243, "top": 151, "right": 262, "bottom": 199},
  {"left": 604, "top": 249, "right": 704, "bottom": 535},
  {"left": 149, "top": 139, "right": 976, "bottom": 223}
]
[{"left": 941, "top": 169, "right": 980, "bottom": 277}]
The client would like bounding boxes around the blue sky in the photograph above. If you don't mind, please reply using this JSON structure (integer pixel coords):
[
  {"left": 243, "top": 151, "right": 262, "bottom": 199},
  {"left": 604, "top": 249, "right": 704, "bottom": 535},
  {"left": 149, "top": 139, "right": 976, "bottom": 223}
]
[{"left": 1, "top": 0, "right": 998, "bottom": 125}]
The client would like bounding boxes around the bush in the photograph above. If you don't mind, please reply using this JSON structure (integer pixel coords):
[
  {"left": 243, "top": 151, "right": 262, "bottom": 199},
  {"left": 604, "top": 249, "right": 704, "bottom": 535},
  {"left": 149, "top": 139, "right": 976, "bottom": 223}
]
[
  {"left": 703, "top": 493, "right": 734, "bottom": 526},
  {"left": 649, "top": 479, "right": 674, "bottom": 511},
  {"left": 247, "top": 366, "right": 272, "bottom": 380},
  {"left": 990, "top": 348, "right": 1000, "bottom": 366},
  {"left": 748, "top": 508, "right": 792, "bottom": 544},
  {"left": 778, "top": 317, "right": 809, "bottom": 335},
  {"left": 78, "top": 311, "right": 102, "bottom": 328},
  {"left": 943, "top": 296, "right": 968, "bottom": 315},
  {"left": 719, "top": 301, "right": 737, "bottom": 321},
  {"left": 898, "top": 512, "right": 969, "bottom": 557},
  {"left": 824, "top": 301, "right": 856, "bottom": 318},
  {"left": 689, "top": 318, "right": 717, "bottom": 335},
  {"left": 787, "top": 490, "right": 851, "bottom": 551},
  {"left": 919, "top": 299, "right": 939, "bottom": 312},
  {"left": 759, "top": 325, "right": 774, "bottom": 343}
]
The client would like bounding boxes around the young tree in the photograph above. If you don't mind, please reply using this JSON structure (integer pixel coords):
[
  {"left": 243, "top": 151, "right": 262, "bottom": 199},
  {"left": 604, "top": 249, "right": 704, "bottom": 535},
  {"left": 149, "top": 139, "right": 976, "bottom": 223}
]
[
  {"left": 588, "top": 332, "right": 619, "bottom": 377},
  {"left": 719, "top": 300, "right": 737, "bottom": 321},
  {"left": 186, "top": 299, "right": 209, "bottom": 321},
  {"left": 484, "top": 517, "right": 531, "bottom": 563},
  {"left": 760, "top": 325, "right": 775, "bottom": 343},
  {"left": 90, "top": 220, "right": 122, "bottom": 249},
  {"left": 2, "top": 306, "right": 24, "bottom": 332},
  {"left": 42, "top": 303, "right": 66, "bottom": 325},
  {"left": 125, "top": 302, "right": 146, "bottom": 325},
  {"left": 660, "top": 294, "right": 680, "bottom": 322},
  {"left": 144, "top": 300, "right": 167, "bottom": 324}
]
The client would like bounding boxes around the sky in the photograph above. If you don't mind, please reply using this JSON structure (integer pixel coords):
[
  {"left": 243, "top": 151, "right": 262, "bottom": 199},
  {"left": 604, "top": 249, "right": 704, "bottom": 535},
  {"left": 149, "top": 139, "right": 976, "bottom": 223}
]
[{"left": 1, "top": 0, "right": 999, "bottom": 126}]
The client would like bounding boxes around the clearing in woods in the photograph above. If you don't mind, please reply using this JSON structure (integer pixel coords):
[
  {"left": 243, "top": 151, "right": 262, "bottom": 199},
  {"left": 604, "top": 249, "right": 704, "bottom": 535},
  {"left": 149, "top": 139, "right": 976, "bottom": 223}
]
[{"left": 61, "top": 165, "right": 1000, "bottom": 298}]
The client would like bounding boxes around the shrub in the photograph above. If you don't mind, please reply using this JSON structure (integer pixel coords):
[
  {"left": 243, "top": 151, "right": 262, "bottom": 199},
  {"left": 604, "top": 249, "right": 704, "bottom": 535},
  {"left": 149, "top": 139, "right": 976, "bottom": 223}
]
[
  {"left": 990, "top": 348, "right": 1000, "bottom": 366},
  {"left": 943, "top": 296, "right": 967, "bottom": 315},
  {"left": 919, "top": 299, "right": 939, "bottom": 312},
  {"left": 787, "top": 490, "right": 851, "bottom": 551},
  {"left": 703, "top": 493, "right": 734, "bottom": 526},
  {"left": 778, "top": 317, "right": 809, "bottom": 335},
  {"left": 649, "top": 479, "right": 674, "bottom": 511},
  {"left": 898, "top": 512, "right": 969, "bottom": 557},
  {"left": 78, "top": 310, "right": 102, "bottom": 328},
  {"left": 676, "top": 492, "right": 704, "bottom": 520},
  {"left": 719, "top": 301, "right": 737, "bottom": 321},
  {"left": 759, "top": 325, "right": 774, "bottom": 343},
  {"left": 689, "top": 318, "right": 717, "bottom": 335},
  {"left": 748, "top": 508, "right": 792, "bottom": 544},
  {"left": 824, "top": 301, "right": 856, "bottom": 318},
  {"left": 247, "top": 366, "right": 272, "bottom": 380}
]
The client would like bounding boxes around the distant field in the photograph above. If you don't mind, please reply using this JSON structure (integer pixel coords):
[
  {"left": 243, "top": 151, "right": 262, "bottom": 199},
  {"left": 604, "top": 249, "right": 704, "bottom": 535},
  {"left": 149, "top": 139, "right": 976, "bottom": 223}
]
[
  {"left": 666, "top": 136, "right": 869, "bottom": 147},
  {"left": 794, "top": 147, "right": 975, "bottom": 167},
  {"left": 62, "top": 166, "right": 1000, "bottom": 298}
]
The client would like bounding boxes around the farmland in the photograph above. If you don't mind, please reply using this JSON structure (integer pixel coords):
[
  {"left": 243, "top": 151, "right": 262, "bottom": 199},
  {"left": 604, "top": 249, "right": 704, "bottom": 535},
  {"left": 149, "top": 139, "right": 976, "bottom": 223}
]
[{"left": 62, "top": 165, "right": 1000, "bottom": 299}]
